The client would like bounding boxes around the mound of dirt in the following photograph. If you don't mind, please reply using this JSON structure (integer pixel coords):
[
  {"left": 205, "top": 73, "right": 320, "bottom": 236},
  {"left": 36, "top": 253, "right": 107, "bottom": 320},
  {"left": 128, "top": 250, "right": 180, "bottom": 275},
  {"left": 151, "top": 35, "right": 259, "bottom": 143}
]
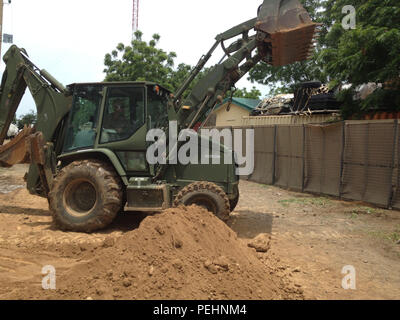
[{"left": 22, "top": 205, "right": 300, "bottom": 300}]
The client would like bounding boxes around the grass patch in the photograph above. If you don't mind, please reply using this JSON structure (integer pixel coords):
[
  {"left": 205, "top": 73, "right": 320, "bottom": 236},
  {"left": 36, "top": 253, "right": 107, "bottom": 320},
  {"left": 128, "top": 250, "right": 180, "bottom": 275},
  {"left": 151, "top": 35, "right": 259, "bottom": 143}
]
[
  {"left": 350, "top": 212, "right": 359, "bottom": 220},
  {"left": 351, "top": 206, "right": 378, "bottom": 215},
  {"left": 347, "top": 206, "right": 384, "bottom": 219},
  {"left": 366, "top": 225, "right": 400, "bottom": 243},
  {"left": 278, "top": 197, "right": 331, "bottom": 207}
]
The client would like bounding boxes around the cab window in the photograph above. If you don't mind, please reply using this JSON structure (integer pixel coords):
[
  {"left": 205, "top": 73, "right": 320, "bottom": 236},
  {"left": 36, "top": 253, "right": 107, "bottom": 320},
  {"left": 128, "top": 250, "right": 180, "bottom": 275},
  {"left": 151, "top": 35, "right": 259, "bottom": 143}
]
[
  {"left": 100, "top": 87, "right": 145, "bottom": 143},
  {"left": 147, "top": 85, "right": 169, "bottom": 129}
]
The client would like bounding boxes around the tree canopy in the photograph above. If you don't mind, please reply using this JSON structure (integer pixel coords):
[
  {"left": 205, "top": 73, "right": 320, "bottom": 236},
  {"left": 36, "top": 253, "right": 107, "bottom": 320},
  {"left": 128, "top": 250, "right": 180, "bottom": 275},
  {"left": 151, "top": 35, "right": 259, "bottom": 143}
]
[
  {"left": 228, "top": 86, "right": 261, "bottom": 100},
  {"left": 104, "top": 2, "right": 400, "bottom": 118},
  {"left": 248, "top": 0, "right": 400, "bottom": 117},
  {"left": 104, "top": 31, "right": 260, "bottom": 100},
  {"left": 104, "top": 31, "right": 177, "bottom": 90},
  {"left": 320, "top": 0, "right": 400, "bottom": 117},
  {"left": 16, "top": 110, "right": 37, "bottom": 130}
]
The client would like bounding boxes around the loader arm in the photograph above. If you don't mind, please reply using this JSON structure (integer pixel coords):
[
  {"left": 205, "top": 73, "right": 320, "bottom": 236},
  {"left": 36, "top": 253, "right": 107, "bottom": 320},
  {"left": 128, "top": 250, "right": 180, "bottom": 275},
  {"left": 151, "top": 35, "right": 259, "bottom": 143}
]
[
  {"left": 0, "top": 45, "right": 72, "bottom": 196},
  {"left": 173, "top": 0, "right": 318, "bottom": 129}
]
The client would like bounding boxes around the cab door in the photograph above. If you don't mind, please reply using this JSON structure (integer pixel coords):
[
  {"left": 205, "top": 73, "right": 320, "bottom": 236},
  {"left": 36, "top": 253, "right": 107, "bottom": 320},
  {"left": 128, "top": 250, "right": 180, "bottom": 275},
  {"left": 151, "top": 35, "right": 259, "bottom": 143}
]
[
  {"left": 97, "top": 85, "right": 149, "bottom": 174},
  {"left": 63, "top": 84, "right": 103, "bottom": 153}
]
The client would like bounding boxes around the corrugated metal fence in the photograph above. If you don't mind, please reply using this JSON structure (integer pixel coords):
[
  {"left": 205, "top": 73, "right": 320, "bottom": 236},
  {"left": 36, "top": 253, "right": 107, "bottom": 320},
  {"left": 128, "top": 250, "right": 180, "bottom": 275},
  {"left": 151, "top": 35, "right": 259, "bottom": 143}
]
[{"left": 211, "top": 119, "right": 400, "bottom": 209}]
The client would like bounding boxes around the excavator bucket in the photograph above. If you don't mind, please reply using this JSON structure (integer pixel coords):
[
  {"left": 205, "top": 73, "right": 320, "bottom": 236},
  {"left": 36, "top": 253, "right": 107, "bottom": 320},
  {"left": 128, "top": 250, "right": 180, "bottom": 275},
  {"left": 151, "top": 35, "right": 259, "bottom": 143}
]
[
  {"left": 256, "top": 0, "right": 319, "bottom": 66},
  {"left": 0, "top": 125, "right": 34, "bottom": 167}
]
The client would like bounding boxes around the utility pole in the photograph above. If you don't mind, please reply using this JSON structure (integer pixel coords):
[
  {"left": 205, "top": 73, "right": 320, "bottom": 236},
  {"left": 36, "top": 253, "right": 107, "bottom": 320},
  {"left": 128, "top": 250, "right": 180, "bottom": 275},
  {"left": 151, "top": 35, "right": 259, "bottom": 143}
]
[
  {"left": 132, "top": 0, "right": 139, "bottom": 38},
  {"left": 0, "top": 0, "right": 4, "bottom": 60},
  {"left": 0, "top": 1, "right": 11, "bottom": 65}
]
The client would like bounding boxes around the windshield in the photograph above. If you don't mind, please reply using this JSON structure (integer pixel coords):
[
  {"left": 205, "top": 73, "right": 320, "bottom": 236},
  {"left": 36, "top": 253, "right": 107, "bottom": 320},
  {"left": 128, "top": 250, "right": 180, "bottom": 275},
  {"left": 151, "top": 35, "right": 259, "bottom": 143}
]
[{"left": 63, "top": 85, "right": 102, "bottom": 152}]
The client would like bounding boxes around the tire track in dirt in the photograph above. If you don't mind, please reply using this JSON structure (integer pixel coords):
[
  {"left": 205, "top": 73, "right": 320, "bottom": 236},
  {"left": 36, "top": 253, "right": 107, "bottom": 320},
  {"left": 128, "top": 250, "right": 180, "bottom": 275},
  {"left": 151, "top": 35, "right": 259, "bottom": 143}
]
[{"left": 0, "top": 232, "right": 123, "bottom": 247}]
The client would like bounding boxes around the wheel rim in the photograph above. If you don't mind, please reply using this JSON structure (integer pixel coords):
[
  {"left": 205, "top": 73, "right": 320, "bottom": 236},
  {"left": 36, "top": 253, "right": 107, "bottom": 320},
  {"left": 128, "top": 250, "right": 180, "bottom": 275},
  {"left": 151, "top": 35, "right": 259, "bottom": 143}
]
[
  {"left": 63, "top": 179, "right": 97, "bottom": 217},
  {"left": 185, "top": 196, "right": 217, "bottom": 214}
]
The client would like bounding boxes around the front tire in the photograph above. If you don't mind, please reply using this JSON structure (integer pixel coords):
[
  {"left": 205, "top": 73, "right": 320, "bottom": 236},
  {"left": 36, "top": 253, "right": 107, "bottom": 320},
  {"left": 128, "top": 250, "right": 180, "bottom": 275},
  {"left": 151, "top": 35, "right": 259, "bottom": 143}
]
[
  {"left": 173, "top": 181, "right": 230, "bottom": 221},
  {"left": 48, "top": 160, "right": 123, "bottom": 232}
]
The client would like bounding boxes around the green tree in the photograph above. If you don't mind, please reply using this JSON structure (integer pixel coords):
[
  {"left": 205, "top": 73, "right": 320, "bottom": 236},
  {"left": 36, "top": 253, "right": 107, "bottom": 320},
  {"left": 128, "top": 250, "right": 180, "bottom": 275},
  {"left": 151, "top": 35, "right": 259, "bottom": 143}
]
[
  {"left": 104, "top": 31, "right": 177, "bottom": 90},
  {"left": 104, "top": 31, "right": 210, "bottom": 99},
  {"left": 320, "top": 0, "right": 400, "bottom": 118},
  {"left": 104, "top": 31, "right": 257, "bottom": 101},
  {"left": 249, "top": 0, "right": 400, "bottom": 118},
  {"left": 228, "top": 86, "right": 262, "bottom": 99},
  {"left": 17, "top": 110, "right": 37, "bottom": 130}
]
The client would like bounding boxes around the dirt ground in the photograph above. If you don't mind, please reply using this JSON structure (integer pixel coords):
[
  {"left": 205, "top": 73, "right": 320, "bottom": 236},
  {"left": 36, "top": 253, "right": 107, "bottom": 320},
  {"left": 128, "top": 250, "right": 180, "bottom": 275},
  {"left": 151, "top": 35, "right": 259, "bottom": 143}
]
[{"left": 0, "top": 164, "right": 399, "bottom": 300}]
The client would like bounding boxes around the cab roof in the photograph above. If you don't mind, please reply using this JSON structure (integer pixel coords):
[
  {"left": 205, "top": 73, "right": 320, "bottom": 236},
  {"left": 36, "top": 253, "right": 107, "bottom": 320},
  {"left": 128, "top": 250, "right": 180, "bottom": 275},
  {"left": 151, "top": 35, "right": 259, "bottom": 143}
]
[{"left": 67, "top": 81, "right": 171, "bottom": 92}]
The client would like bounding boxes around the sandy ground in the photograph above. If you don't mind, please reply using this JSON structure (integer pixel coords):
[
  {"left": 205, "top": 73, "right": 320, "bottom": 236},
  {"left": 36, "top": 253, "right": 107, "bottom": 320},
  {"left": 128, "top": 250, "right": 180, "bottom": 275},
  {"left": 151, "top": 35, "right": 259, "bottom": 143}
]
[
  {"left": 0, "top": 164, "right": 399, "bottom": 300},
  {"left": 230, "top": 180, "right": 400, "bottom": 299}
]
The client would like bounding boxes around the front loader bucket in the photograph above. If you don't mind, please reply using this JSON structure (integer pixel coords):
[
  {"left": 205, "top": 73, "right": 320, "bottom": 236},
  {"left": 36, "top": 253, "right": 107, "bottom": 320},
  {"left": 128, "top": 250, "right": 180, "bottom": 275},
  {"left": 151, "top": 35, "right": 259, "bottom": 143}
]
[
  {"left": 256, "top": 0, "right": 318, "bottom": 66},
  {"left": 0, "top": 126, "right": 34, "bottom": 167}
]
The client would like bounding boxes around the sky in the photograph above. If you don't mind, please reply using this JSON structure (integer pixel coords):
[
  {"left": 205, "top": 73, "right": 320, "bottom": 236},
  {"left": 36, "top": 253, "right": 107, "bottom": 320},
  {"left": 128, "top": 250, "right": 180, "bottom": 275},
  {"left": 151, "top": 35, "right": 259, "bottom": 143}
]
[{"left": 1, "top": 0, "right": 270, "bottom": 117}]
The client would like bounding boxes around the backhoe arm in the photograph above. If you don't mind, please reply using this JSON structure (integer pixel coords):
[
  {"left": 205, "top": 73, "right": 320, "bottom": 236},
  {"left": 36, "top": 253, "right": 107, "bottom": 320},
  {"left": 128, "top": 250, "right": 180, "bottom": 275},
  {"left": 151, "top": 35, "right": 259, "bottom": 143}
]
[
  {"left": 173, "top": 0, "right": 318, "bottom": 129},
  {"left": 0, "top": 45, "right": 71, "bottom": 145},
  {"left": 0, "top": 45, "right": 72, "bottom": 196}
]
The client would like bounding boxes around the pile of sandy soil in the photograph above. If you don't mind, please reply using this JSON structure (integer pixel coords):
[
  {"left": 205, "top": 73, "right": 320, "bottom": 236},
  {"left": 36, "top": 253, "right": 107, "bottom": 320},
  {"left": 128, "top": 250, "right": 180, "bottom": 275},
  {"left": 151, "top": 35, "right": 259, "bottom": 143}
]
[{"left": 16, "top": 205, "right": 301, "bottom": 300}]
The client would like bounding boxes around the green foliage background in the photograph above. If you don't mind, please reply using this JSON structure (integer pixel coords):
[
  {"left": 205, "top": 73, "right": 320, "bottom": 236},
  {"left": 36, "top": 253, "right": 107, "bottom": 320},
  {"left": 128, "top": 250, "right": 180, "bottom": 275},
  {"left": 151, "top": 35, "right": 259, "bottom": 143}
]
[
  {"left": 104, "top": 1, "right": 400, "bottom": 118},
  {"left": 250, "top": 0, "right": 400, "bottom": 118},
  {"left": 103, "top": 31, "right": 261, "bottom": 100},
  {"left": 16, "top": 110, "right": 37, "bottom": 130}
]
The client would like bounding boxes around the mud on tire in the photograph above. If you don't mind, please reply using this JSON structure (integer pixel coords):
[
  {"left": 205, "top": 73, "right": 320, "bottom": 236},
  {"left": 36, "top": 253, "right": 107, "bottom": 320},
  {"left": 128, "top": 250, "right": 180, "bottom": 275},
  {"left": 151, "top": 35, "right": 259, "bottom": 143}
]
[
  {"left": 48, "top": 160, "right": 123, "bottom": 232},
  {"left": 173, "top": 181, "right": 230, "bottom": 221}
]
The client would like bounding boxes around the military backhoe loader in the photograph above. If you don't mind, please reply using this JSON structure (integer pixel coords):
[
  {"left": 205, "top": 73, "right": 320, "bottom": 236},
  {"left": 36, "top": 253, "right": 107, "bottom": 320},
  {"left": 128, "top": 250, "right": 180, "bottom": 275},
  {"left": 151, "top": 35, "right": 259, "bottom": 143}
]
[{"left": 0, "top": 0, "right": 318, "bottom": 232}]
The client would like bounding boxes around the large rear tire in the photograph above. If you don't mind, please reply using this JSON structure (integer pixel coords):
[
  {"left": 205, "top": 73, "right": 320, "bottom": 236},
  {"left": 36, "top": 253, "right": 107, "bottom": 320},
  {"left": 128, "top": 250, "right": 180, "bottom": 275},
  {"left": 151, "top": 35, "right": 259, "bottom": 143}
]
[
  {"left": 48, "top": 160, "right": 123, "bottom": 232},
  {"left": 173, "top": 181, "right": 230, "bottom": 221}
]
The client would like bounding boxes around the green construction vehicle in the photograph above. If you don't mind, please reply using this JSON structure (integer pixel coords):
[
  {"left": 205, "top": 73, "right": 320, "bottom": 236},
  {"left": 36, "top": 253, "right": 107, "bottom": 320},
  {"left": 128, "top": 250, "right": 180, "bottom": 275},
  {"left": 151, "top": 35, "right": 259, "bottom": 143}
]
[{"left": 0, "top": 0, "right": 317, "bottom": 232}]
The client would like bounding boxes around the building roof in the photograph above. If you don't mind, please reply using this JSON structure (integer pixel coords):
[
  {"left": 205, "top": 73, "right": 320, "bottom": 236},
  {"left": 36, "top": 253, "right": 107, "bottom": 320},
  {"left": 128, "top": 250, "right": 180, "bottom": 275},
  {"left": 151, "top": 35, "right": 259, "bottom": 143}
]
[{"left": 215, "top": 97, "right": 261, "bottom": 112}]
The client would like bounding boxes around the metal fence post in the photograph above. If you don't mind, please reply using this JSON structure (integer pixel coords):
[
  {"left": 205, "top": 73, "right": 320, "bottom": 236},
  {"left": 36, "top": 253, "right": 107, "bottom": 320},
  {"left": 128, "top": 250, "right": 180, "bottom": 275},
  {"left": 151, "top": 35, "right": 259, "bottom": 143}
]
[
  {"left": 287, "top": 126, "right": 291, "bottom": 189},
  {"left": 249, "top": 125, "right": 255, "bottom": 181},
  {"left": 361, "top": 123, "right": 370, "bottom": 202},
  {"left": 272, "top": 125, "right": 277, "bottom": 185},
  {"left": 302, "top": 125, "right": 306, "bottom": 192},
  {"left": 388, "top": 119, "right": 398, "bottom": 208},
  {"left": 339, "top": 121, "right": 346, "bottom": 199},
  {"left": 319, "top": 126, "right": 326, "bottom": 194}
]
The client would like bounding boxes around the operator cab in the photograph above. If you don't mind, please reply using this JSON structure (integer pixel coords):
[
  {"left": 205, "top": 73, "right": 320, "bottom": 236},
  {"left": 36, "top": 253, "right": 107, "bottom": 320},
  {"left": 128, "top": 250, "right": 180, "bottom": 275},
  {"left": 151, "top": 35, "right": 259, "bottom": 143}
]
[{"left": 62, "top": 82, "right": 170, "bottom": 173}]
